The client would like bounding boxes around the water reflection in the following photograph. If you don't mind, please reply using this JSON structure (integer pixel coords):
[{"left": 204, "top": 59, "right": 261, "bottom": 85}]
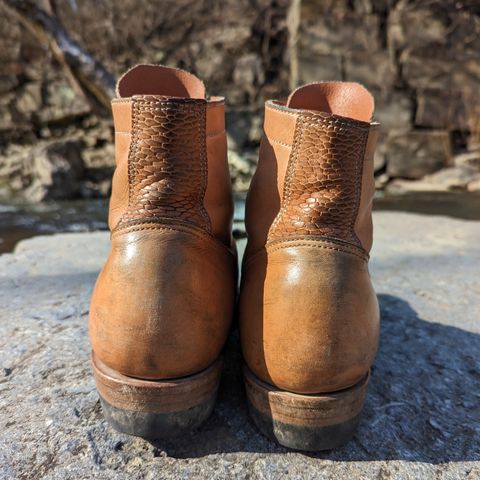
[{"left": 0, "top": 192, "right": 479, "bottom": 254}]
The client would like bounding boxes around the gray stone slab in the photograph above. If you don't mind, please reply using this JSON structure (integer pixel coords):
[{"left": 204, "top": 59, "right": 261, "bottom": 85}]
[{"left": 0, "top": 213, "right": 479, "bottom": 479}]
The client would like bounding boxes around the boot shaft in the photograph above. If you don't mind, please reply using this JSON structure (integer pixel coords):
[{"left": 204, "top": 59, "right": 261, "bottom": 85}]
[
  {"left": 245, "top": 82, "right": 379, "bottom": 256},
  {"left": 108, "top": 64, "right": 233, "bottom": 246}
]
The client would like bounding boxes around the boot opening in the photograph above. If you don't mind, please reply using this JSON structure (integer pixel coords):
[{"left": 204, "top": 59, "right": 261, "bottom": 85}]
[
  {"left": 286, "top": 82, "right": 374, "bottom": 122},
  {"left": 116, "top": 64, "right": 205, "bottom": 99}
]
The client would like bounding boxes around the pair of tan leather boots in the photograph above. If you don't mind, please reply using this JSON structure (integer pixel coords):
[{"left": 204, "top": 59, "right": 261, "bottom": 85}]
[{"left": 89, "top": 64, "right": 380, "bottom": 451}]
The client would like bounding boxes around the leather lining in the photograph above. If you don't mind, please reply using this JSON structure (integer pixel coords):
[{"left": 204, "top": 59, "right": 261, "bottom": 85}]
[
  {"left": 116, "top": 64, "right": 206, "bottom": 99},
  {"left": 287, "top": 82, "right": 375, "bottom": 122}
]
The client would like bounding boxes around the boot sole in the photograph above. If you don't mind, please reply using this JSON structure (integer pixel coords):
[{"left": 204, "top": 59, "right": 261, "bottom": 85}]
[
  {"left": 91, "top": 353, "right": 222, "bottom": 439},
  {"left": 244, "top": 366, "right": 369, "bottom": 451}
]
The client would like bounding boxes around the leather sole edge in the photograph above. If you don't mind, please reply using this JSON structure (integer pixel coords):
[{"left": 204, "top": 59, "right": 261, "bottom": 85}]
[
  {"left": 92, "top": 353, "right": 222, "bottom": 438},
  {"left": 244, "top": 365, "right": 369, "bottom": 451}
]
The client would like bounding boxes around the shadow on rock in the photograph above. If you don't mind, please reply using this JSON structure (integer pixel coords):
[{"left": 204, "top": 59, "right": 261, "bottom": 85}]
[{"left": 147, "top": 294, "right": 480, "bottom": 462}]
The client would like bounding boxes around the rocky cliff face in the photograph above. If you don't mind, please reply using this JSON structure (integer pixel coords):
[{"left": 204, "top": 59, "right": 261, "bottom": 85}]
[{"left": 0, "top": 0, "right": 479, "bottom": 201}]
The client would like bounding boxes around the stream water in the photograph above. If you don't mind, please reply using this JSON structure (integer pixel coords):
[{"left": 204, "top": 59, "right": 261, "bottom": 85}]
[{"left": 0, "top": 192, "right": 479, "bottom": 254}]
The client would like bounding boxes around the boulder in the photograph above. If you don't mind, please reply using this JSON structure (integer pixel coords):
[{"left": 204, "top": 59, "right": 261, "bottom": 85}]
[
  {"left": 14, "top": 82, "right": 42, "bottom": 118},
  {"left": 343, "top": 50, "right": 396, "bottom": 90},
  {"left": 402, "top": 50, "right": 480, "bottom": 92},
  {"left": 295, "top": 7, "right": 396, "bottom": 88},
  {"left": 24, "top": 140, "right": 86, "bottom": 202},
  {"left": 296, "top": 53, "right": 342, "bottom": 84},
  {"left": 226, "top": 109, "right": 260, "bottom": 151},
  {"left": 389, "top": 3, "right": 480, "bottom": 90},
  {"left": 1, "top": 140, "right": 85, "bottom": 202},
  {"left": 37, "top": 75, "right": 91, "bottom": 124},
  {"left": 455, "top": 150, "right": 480, "bottom": 169},
  {"left": 415, "top": 89, "right": 470, "bottom": 130},
  {"left": 232, "top": 54, "right": 265, "bottom": 104},
  {"left": 386, "top": 165, "right": 480, "bottom": 193},
  {"left": 374, "top": 90, "right": 413, "bottom": 130},
  {"left": 228, "top": 148, "right": 257, "bottom": 193},
  {"left": 0, "top": 0, "right": 479, "bottom": 198},
  {"left": 468, "top": 178, "right": 480, "bottom": 192},
  {"left": 388, "top": 4, "right": 448, "bottom": 54},
  {"left": 297, "top": 8, "right": 382, "bottom": 56},
  {"left": 386, "top": 130, "right": 452, "bottom": 179}
]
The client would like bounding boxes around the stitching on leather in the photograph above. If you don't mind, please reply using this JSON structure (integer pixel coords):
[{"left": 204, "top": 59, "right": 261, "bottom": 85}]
[
  {"left": 112, "top": 222, "right": 234, "bottom": 258},
  {"left": 131, "top": 101, "right": 206, "bottom": 110},
  {"left": 132, "top": 98, "right": 203, "bottom": 104},
  {"left": 301, "top": 117, "right": 371, "bottom": 131},
  {"left": 115, "top": 223, "right": 196, "bottom": 236},
  {"left": 267, "top": 115, "right": 304, "bottom": 240},
  {"left": 301, "top": 121, "right": 369, "bottom": 131},
  {"left": 115, "top": 225, "right": 180, "bottom": 235},
  {"left": 112, "top": 100, "right": 136, "bottom": 231},
  {"left": 243, "top": 238, "right": 368, "bottom": 269},
  {"left": 267, "top": 102, "right": 374, "bottom": 130},
  {"left": 198, "top": 104, "right": 212, "bottom": 232},
  {"left": 269, "top": 138, "right": 292, "bottom": 148},
  {"left": 265, "top": 104, "right": 370, "bottom": 139},
  {"left": 267, "top": 241, "right": 368, "bottom": 261},
  {"left": 266, "top": 102, "right": 299, "bottom": 118},
  {"left": 113, "top": 217, "right": 207, "bottom": 235},
  {"left": 136, "top": 106, "right": 202, "bottom": 111},
  {"left": 127, "top": 98, "right": 139, "bottom": 209},
  {"left": 267, "top": 235, "right": 369, "bottom": 254}
]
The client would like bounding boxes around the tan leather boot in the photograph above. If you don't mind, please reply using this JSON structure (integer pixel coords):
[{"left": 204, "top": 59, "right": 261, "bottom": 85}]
[
  {"left": 89, "top": 65, "right": 236, "bottom": 438},
  {"left": 239, "top": 82, "right": 380, "bottom": 450}
]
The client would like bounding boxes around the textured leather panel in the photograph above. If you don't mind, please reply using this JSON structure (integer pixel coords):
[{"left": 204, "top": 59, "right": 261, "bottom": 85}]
[
  {"left": 119, "top": 95, "right": 210, "bottom": 231},
  {"left": 269, "top": 112, "right": 371, "bottom": 246}
]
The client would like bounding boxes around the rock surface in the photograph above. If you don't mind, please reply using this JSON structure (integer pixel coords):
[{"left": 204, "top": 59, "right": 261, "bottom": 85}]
[
  {"left": 2, "top": 2, "right": 480, "bottom": 199},
  {"left": 385, "top": 131, "right": 452, "bottom": 179},
  {"left": 0, "top": 212, "right": 479, "bottom": 479},
  {"left": 386, "top": 166, "right": 480, "bottom": 194}
]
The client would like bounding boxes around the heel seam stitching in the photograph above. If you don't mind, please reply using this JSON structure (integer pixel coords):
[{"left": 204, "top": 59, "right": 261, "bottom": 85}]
[{"left": 266, "top": 241, "right": 368, "bottom": 261}]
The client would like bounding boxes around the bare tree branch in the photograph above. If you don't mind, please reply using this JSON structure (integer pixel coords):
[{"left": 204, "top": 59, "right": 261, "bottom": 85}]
[{"left": 3, "top": 0, "right": 115, "bottom": 115}]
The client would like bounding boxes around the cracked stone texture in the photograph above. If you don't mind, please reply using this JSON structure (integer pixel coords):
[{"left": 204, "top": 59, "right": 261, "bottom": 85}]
[{"left": 0, "top": 212, "right": 479, "bottom": 479}]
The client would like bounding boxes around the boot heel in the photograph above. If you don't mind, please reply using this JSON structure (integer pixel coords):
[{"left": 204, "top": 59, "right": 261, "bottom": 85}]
[
  {"left": 92, "top": 353, "right": 222, "bottom": 439},
  {"left": 244, "top": 366, "right": 369, "bottom": 451}
]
